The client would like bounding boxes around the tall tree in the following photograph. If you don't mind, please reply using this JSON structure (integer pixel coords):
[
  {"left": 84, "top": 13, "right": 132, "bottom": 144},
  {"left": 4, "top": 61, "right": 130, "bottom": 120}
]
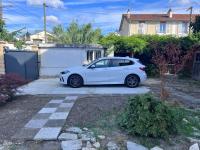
[
  {"left": 52, "top": 21, "right": 102, "bottom": 44},
  {"left": 0, "top": 20, "right": 24, "bottom": 49},
  {"left": 191, "top": 16, "right": 200, "bottom": 33}
]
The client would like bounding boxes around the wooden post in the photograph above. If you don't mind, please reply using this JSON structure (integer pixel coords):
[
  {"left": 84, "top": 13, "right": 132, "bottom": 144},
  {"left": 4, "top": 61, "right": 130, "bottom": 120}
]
[{"left": 0, "top": 42, "right": 5, "bottom": 74}]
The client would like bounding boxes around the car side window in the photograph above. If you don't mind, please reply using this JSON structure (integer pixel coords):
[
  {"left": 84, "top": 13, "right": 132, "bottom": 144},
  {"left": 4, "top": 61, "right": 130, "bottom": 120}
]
[
  {"left": 111, "top": 59, "right": 134, "bottom": 67},
  {"left": 93, "top": 59, "right": 110, "bottom": 68}
]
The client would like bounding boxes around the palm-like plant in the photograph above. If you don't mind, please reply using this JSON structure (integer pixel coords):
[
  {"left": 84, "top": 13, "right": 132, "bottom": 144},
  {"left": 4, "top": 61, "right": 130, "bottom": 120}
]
[{"left": 52, "top": 21, "right": 102, "bottom": 44}]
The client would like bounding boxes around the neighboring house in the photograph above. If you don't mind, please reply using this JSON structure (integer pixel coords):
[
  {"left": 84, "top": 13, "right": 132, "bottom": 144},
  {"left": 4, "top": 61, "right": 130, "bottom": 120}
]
[
  {"left": 38, "top": 44, "right": 105, "bottom": 76},
  {"left": 26, "top": 31, "right": 54, "bottom": 44},
  {"left": 119, "top": 9, "right": 199, "bottom": 37}
]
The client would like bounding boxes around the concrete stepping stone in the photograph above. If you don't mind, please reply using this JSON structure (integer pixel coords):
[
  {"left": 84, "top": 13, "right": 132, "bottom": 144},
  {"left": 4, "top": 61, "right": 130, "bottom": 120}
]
[
  {"left": 34, "top": 127, "right": 61, "bottom": 140},
  {"left": 59, "top": 103, "right": 74, "bottom": 108},
  {"left": 25, "top": 119, "right": 48, "bottom": 129},
  {"left": 58, "top": 133, "right": 78, "bottom": 140},
  {"left": 66, "top": 127, "right": 83, "bottom": 134},
  {"left": 49, "top": 112, "right": 69, "bottom": 120},
  {"left": 61, "top": 140, "right": 82, "bottom": 150},
  {"left": 38, "top": 108, "right": 57, "bottom": 113},
  {"left": 127, "top": 141, "right": 148, "bottom": 150}
]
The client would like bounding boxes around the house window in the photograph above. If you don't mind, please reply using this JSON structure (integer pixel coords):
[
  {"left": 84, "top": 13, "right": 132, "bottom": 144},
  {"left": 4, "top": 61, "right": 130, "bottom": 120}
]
[
  {"left": 160, "top": 22, "right": 166, "bottom": 33},
  {"left": 138, "top": 21, "right": 145, "bottom": 34},
  {"left": 87, "top": 51, "right": 93, "bottom": 62},
  {"left": 95, "top": 51, "right": 101, "bottom": 59},
  {"left": 182, "top": 22, "right": 188, "bottom": 33}
]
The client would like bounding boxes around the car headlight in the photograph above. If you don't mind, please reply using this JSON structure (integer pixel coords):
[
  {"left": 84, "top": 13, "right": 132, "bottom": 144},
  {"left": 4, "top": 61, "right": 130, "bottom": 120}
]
[{"left": 61, "top": 70, "right": 70, "bottom": 74}]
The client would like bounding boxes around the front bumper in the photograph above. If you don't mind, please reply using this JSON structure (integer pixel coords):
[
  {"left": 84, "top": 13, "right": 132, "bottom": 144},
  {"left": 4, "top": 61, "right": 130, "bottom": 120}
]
[{"left": 59, "top": 73, "right": 69, "bottom": 85}]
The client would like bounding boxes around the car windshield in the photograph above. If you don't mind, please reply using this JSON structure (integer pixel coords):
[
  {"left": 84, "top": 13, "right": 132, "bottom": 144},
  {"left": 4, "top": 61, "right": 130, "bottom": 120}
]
[{"left": 85, "top": 59, "right": 99, "bottom": 67}]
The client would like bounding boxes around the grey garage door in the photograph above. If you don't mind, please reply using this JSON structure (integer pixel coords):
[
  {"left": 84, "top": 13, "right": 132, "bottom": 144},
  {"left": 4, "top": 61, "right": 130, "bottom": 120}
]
[{"left": 4, "top": 50, "right": 39, "bottom": 80}]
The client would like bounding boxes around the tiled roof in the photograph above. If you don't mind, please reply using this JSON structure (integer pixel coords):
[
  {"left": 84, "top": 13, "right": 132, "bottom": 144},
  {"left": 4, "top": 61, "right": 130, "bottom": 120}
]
[{"left": 123, "top": 14, "right": 199, "bottom": 22}]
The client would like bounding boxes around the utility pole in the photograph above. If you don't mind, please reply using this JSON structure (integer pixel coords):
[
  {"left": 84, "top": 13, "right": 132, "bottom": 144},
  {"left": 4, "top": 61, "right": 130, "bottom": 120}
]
[
  {"left": 0, "top": 0, "right": 3, "bottom": 21},
  {"left": 43, "top": 0, "right": 47, "bottom": 43},
  {"left": 187, "top": 6, "right": 193, "bottom": 36}
]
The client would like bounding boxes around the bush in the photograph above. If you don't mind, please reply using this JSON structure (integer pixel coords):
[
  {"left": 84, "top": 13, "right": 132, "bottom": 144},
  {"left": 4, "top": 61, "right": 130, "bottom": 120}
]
[
  {"left": 118, "top": 94, "right": 183, "bottom": 138},
  {"left": 145, "top": 64, "right": 159, "bottom": 77},
  {"left": 0, "top": 74, "right": 26, "bottom": 105}
]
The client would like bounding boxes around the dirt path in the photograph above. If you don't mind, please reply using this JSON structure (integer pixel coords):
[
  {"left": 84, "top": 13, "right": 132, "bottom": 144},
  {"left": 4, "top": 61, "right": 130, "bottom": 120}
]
[{"left": 145, "top": 78, "right": 200, "bottom": 108}]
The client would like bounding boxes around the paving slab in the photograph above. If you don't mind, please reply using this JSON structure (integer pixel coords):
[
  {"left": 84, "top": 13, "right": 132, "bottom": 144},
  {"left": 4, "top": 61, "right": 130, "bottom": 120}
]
[
  {"left": 18, "top": 78, "right": 150, "bottom": 95},
  {"left": 44, "top": 119, "right": 66, "bottom": 127},
  {"left": 59, "top": 103, "right": 74, "bottom": 108},
  {"left": 25, "top": 119, "right": 48, "bottom": 129},
  {"left": 32, "top": 113, "right": 52, "bottom": 120},
  {"left": 49, "top": 112, "right": 69, "bottom": 120},
  {"left": 61, "top": 140, "right": 82, "bottom": 150},
  {"left": 38, "top": 108, "right": 57, "bottom": 114},
  {"left": 34, "top": 127, "right": 62, "bottom": 140}
]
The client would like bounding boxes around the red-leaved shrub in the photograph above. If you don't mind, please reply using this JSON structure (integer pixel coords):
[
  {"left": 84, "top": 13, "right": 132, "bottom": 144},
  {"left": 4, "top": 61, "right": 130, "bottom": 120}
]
[{"left": 0, "top": 74, "right": 27, "bottom": 105}]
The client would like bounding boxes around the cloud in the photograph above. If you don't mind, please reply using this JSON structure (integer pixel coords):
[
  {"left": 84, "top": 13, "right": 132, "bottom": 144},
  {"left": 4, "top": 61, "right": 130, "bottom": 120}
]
[
  {"left": 4, "top": 14, "right": 36, "bottom": 25},
  {"left": 46, "top": 15, "right": 61, "bottom": 24},
  {"left": 65, "top": 0, "right": 125, "bottom": 6},
  {"left": 27, "top": 0, "right": 64, "bottom": 8},
  {"left": 169, "top": 0, "right": 200, "bottom": 5}
]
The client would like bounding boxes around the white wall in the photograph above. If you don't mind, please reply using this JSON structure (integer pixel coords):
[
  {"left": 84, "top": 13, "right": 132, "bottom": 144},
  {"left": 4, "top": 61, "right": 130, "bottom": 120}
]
[{"left": 40, "top": 48, "right": 86, "bottom": 76}]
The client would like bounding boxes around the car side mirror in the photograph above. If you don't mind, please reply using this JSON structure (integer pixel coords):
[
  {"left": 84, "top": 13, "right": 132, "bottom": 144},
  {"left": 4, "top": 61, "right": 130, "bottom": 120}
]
[{"left": 89, "top": 65, "right": 96, "bottom": 69}]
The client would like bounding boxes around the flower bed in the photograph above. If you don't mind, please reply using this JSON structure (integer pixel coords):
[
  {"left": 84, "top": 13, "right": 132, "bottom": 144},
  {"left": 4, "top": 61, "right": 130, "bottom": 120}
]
[{"left": 0, "top": 74, "right": 26, "bottom": 105}]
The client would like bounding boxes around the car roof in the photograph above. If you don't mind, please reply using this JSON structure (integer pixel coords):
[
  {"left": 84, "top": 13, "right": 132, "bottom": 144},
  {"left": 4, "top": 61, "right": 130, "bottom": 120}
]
[{"left": 99, "top": 57, "right": 138, "bottom": 61}]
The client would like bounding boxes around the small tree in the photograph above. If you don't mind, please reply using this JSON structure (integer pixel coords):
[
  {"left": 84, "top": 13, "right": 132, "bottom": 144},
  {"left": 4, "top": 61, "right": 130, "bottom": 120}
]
[{"left": 152, "top": 41, "right": 196, "bottom": 100}]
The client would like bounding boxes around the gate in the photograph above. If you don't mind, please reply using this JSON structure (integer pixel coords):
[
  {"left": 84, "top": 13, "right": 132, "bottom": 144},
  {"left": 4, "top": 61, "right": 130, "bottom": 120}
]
[
  {"left": 4, "top": 50, "right": 39, "bottom": 80},
  {"left": 193, "top": 51, "right": 200, "bottom": 80}
]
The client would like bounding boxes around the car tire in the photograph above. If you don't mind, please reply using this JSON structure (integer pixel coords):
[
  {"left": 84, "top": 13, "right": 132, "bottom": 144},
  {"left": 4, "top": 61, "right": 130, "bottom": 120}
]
[
  {"left": 125, "top": 74, "right": 140, "bottom": 88},
  {"left": 68, "top": 74, "right": 83, "bottom": 88}
]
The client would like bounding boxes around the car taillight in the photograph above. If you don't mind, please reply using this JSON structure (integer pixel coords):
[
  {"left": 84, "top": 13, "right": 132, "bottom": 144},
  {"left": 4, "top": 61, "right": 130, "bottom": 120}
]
[{"left": 139, "top": 67, "right": 145, "bottom": 71}]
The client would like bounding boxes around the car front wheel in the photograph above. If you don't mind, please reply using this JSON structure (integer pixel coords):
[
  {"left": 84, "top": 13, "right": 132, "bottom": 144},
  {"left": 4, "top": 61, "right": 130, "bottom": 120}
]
[
  {"left": 125, "top": 74, "right": 140, "bottom": 88},
  {"left": 68, "top": 74, "right": 83, "bottom": 88}
]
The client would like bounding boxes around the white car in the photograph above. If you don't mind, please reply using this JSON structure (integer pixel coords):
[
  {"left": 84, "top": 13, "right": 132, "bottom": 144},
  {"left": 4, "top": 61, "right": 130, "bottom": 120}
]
[{"left": 59, "top": 57, "right": 147, "bottom": 88}]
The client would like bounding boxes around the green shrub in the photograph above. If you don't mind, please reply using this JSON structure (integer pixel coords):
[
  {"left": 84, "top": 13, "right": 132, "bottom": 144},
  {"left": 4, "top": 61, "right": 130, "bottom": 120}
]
[
  {"left": 145, "top": 64, "right": 159, "bottom": 77},
  {"left": 118, "top": 94, "right": 183, "bottom": 138}
]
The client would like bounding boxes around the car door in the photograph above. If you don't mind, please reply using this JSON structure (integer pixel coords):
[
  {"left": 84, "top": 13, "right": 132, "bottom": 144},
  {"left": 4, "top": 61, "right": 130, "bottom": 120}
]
[
  {"left": 84, "top": 59, "right": 112, "bottom": 84},
  {"left": 109, "top": 59, "right": 134, "bottom": 83}
]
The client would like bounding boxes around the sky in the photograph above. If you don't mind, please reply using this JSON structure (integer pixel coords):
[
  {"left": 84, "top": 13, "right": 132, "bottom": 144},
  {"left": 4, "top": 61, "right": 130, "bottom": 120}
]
[{"left": 3, "top": 0, "right": 200, "bottom": 34}]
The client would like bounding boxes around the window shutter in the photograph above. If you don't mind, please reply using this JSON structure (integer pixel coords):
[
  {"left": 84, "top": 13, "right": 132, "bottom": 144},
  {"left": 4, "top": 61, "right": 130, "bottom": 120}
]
[
  {"left": 156, "top": 23, "right": 160, "bottom": 33},
  {"left": 166, "top": 23, "right": 170, "bottom": 34},
  {"left": 178, "top": 23, "right": 182, "bottom": 34}
]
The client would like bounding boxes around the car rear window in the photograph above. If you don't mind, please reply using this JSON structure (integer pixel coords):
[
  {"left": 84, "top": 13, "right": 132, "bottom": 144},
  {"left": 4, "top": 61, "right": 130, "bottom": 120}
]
[{"left": 111, "top": 59, "right": 134, "bottom": 67}]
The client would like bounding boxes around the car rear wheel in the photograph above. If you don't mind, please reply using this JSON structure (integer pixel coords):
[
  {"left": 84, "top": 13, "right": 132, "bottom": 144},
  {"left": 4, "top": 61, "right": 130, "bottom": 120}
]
[
  {"left": 125, "top": 74, "right": 140, "bottom": 88},
  {"left": 68, "top": 74, "right": 83, "bottom": 88}
]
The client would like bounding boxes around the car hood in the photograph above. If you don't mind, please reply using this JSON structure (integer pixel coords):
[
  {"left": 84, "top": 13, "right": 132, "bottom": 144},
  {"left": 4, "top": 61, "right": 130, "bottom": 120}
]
[{"left": 63, "top": 66, "right": 86, "bottom": 72}]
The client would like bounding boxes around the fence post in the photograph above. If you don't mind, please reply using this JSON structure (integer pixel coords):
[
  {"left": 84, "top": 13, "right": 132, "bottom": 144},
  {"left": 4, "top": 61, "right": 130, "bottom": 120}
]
[{"left": 0, "top": 43, "right": 5, "bottom": 74}]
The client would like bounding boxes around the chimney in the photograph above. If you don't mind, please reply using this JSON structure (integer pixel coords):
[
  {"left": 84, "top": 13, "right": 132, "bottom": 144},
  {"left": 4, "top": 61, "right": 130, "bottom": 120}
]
[
  {"left": 167, "top": 8, "right": 173, "bottom": 18},
  {"left": 127, "top": 9, "right": 131, "bottom": 19}
]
